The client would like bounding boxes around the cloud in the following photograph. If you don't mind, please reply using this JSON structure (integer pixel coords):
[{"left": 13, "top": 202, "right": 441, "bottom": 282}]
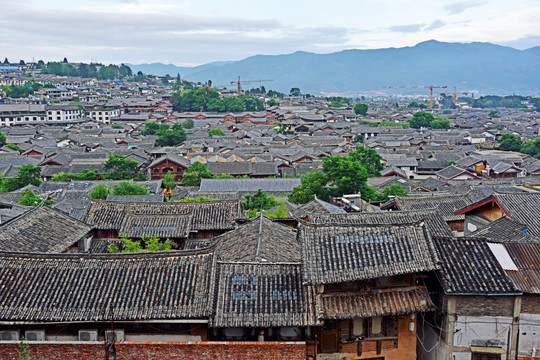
[
  {"left": 389, "top": 23, "right": 425, "bottom": 33},
  {"left": 445, "top": 1, "right": 486, "bottom": 15},
  {"left": 424, "top": 19, "right": 445, "bottom": 31}
]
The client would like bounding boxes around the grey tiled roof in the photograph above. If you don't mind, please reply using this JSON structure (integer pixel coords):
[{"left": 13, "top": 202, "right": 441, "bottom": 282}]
[
  {"left": 0, "top": 249, "right": 216, "bottom": 322},
  {"left": 300, "top": 221, "right": 439, "bottom": 285},
  {"left": 308, "top": 209, "right": 453, "bottom": 238},
  {"left": 199, "top": 178, "right": 301, "bottom": 194},
  {"left": 0, "top": 205, "right": 92, "bottom": 253},
  {"left": 212, "top": 215, "right": 300, "bottom": 263},
  {"left": 434, "top": 237, "right": 518, "bottom": 295},
  {"left": 211, "top": 262, "right": 318, "bottom": 327}
]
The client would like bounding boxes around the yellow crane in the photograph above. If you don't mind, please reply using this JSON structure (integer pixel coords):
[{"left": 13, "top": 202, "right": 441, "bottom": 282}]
[{"left": 385, "top": 85, "right": 447, "bottom": 109}]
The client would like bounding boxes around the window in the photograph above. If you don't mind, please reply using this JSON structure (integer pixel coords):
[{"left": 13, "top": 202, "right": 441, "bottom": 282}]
[
  {"left": 154, "top": 168, "right": 160, "bottom": 173},
  {"left": 472, "top": 354, "right": 501, "bottom": 360}
]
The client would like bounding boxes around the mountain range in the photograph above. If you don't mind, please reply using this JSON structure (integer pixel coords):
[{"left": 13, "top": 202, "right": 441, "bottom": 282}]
[{"left": 127, "top": 40, "right": 540, "bottom": 96}]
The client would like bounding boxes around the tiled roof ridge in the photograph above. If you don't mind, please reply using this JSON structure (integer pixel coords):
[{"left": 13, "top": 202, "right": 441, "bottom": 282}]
[
  {"left": 299, "top": 218, "right": 427, "bottom": 229},
  {"left": 216, "top": 260, "right": 302, "bottom": 266},
  {"left": 320, "top": 285, "right": 427, "bottom": 297},
  {"left": 0, "top": 246, "right": 216, "bottom": 260}
]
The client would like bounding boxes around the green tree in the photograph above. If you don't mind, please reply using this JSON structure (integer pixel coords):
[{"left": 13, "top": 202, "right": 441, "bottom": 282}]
[
  {"left": 5, "top": 143, "right": 23, "bottom": 153},
  {"left": 267, "top": 99, "right": 278, "bottom": 107},
  {"left": 17, "top": 164, "right": 42, "bottom": 187},
  {"left": 180, "top": 172, "right": 202, "bottom": 186},
  {"left": 488, "top": 110, "right": 500, "bottom": 118},
  {"left": 380, "top": 183, "right": 409, "bottom": 202},
  {"left": 323, "top": 154, "right": 368, "bottom": 196},
  {"left": 170, "top": 91, "right": 182, "bottom": 111},
  {"left": 208, "top": 128, "right": 225, "bottom": 138},
  {"left": 288, "top": 170, "right": 330, "bottom": 204},
  {"left": 407, "top": 102, "right": 427, "bottom": 109},
  {"left": 162, "top": 170, "right": 176, "bottom": 190},
  {"left": 182, "top": 118, "right": 194, "bottom": 129},
  {"left": 18, "top": 337, "right": 32, "bottom": 360},
  {"left": 349, "top": 146, "right": 384, "bottom": 177},
  {"left": 520, "top": 138, "right": 540, "bottom": 159},
  {"left": 181, "top": 162, "right": 212, "bottom": 186},
  {"left": 498, "top": 133, "right": 523, "bottom": 152},
  {"left": 155, "top": 127, "right": 187, "bottom": 146},
  {"left": 18, "top": 189, "right": 42, "bottom": 206},
  {"left": 89, "top": 184, "right": 110, "bottom": 200},
  {"left": 289, "top": 88, "right": 301, "bottom": 96},
  {"left": 409, "top": 111, "right": 434, "bottom": 128},
  {"left": 107, "top": 235, "right": 172, "bottom": 253},
  {"left": 431, "top": 116, "right": 452, "bottom": 129},
  {"left": 0, "top": 131, "right": 6, "bottom": 146},
  {"left": 265, "top": 203, "right": 288, "bottom": 218},
  {"left": 242, "top": 189, "right": 276, "bottom": 211},
  {"left": 353, "top": 103, "right": 368, "bottom": 116},
  {"left": 102, "top": 155, "right": 141, "bottom": 180},
  {"left": 111, "top": 181, "right": 150, "bottom": 196}
]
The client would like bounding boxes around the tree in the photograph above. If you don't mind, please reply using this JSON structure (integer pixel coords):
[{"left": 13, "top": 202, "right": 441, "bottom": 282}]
[
  {"left": 498, "top": 133, "right": 523, "bottom": 152},
  {"left": 323, "top": 154, "right": 368, "bottom": 196},
  {"left": 409, "top": 111, "right": 434, "bottom": 128},
  {"left": 62, "top": 57, "right": 68, "bottom": 63},
  {"left": 155, "top": 127, "right": 187, "bottom": 146},
  {"left": 102, "top": 154, "right": 141, "bottom": 180},
  {"left": 289, "top": 88, "right": 301, "bottom": 96},
  {"left": 107, "top": 235, "right": 172, "bottom": 253},
  {"left": 288, "top": 170, "right": 329, "bottom": 204},
  {"left": 242, "top": 189, "right": 276, "bottom": 211},
  {"left": 89, "top": 184, "right": 110, "bottom": 200},
  {"left": 18, "top": 189, "right": 42, "bottom": 206},
  {"left": 18, "top": 337, "right": 31, "bottom": 360},
  {"left": 431, "top": 116, "right": 452, "bottom": 129},
  {"left": 181, "top": 162, "right": 212, "bottom": 186},
  {"left": 380, "top": 183, "right": 409, "bottom": 202},
  {"left": 182, "top": 118, "right": 194, "bottom": 129},
  {"left": 349, "top": 146, "right": 384, "bottom": 177},
  {"left": 208, "top": 128, "right": 225, "bottom": 138},
  {"left": 111, "top": 181, "right": 150, "bottom": 196},
  {"left": 267, "top": 99, "right": 278, "bottom": 107},
  {"left": 170, "top": 91, "right": 182, "bottom": 111},
  {"left": 180, "top": 172, "right": 202, "bottom": 186},
  {"left": 520, "top": 138, "right": 540, "bottom": 159},
  {"left": 17, "top": 164, "right": 42, "bottom": 187},
  {"left": 162, "top": 170, "right": 176, "bottom": 190},
  {"left": 354, "top": 103, "right": 368, "bottom": 116},
  {"left": 5, "top": 143, "right": 23, "bottom": 153},
  {"left": 0, "top": 131, "right": 5, "bottom": 146},
  {"left": 488, "top": 110, "right": 500, "bottom": 118}
]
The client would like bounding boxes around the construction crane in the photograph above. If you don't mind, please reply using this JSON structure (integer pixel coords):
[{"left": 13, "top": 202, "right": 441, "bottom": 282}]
[
  {"left": 385, "top": 85, "right": 447, "bottom": 109},
  {"left": 426, "top": 85, "right": 447, "bottom": 109},
  {"left": 451, "top": 86, "right": 468, "bottom": 105},
  {"left": 213, "top": 76, "right": 273, "bottom": 96}
]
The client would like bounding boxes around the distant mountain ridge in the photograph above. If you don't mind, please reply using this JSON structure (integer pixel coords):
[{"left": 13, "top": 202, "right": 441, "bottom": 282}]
[{"left": 128, "top": 41, "right": 540, "bottom": 95}]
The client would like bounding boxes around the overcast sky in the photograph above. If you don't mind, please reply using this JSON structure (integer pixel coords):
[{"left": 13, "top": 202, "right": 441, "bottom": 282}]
[{"left": 1, "top": 0, "right": 539, "bottom": 66}]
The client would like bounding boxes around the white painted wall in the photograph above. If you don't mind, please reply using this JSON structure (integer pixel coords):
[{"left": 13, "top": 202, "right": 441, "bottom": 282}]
[{"left": 518, "top": 313, "right": 540, "bottom": 358}]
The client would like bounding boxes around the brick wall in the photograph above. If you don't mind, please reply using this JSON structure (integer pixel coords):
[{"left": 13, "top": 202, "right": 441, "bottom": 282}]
[
  {"left": 521, "top": 294, "right": 540, "bottom": 314},
  {"left": 456, "top": 295, "right": 514, "bottom": 317},
  {"left": 0, "top": 341, "right": 306, "bottom": 360}
]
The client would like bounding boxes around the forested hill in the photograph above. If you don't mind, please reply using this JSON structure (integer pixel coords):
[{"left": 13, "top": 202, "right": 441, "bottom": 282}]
[{"left": 129, "top": 40, "right": 540, "bottom": 95}]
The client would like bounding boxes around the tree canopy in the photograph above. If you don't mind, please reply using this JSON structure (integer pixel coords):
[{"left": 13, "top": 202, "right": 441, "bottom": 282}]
[
  {"left": 102, "top": 155, "right": 141, "bottom": 180},
  {"left": 242, "top": 190, "right": 277, "bottom": 211},
  {"left": 520, "top": 138, "right": 540, "bottom": 159},
  {"left": 111, "top": 181, "right": 150, "bottom": 196},
  {"left": 498, "top": 133, "right": 523, "bottom": 152},
  {"left": 431, "top": 116, "right": 452, "bottom": 129},
  {"left": 89, "top": 184, "right": 111, "bottom": 200},
  {"left": 288, "top": 147, "right": 384, "bottom": 204},
  {"left": 409, "top": 111, "right": 435, "bottom": 128},
  {"left": 18, "top": 189, "right": 42, "bottom": 207},
  {"left": 208, "top": 128, "right": 225, "bottom": 138},
  {"left": 0, "top": 131, "right": 5, "bottom": 146},
  {"left": 353, "top": 103, "right": 368, "bottom": 116}
]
